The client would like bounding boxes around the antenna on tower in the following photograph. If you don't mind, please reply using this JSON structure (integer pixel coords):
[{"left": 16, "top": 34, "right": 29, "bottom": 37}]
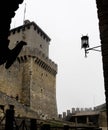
[{"left": 23, "top": 3, "right": 26, "bottom": 24}]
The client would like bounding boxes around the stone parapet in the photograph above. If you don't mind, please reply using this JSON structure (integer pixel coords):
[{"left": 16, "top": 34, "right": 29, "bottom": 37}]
[
  {"left": 9, "top": 21, "right": 51, "bottom": 42},
  {"left": 17, "top": 47, "right": 57, "bottom": 76},
  {"left": 0, "top": 91, "right": 39, "bottom": 118}
]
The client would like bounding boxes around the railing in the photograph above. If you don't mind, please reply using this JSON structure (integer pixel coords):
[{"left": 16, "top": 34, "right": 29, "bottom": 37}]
[{"left": 0, "top": 105, "right": 101, "bottom": 130}]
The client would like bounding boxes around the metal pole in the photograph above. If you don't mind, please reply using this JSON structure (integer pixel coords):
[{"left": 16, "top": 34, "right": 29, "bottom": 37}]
[
  {"left": 5, "top": 105, "right": 15, "bottom": 130},
  {"left": 86, "top": 45, "right": 101, "bottom": 51},
  {"left": 30, "top": 119, "right": 37, "bottom": 130}
]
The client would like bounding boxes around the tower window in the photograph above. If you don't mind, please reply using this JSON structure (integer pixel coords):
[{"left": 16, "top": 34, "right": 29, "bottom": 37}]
[
  {"left": 40, "top": 44, "right": 42, "bottom": 48},
  {"left": 40, "top": 32, "right": 43, "bottom": 37},
  {"left": 22, "top": 27, "right": 25, "bottom": 31},
  {"left": 24, "top": 55, "right": 27, "bottom": 61},
  {"left": 21, "top": 56, "right": 24, "bottom": 61},
  {"left": 17, "top": 28, "right": 20, "bottom": 33},
  {"left": 41, "top": 89, "right": 43, "bottom": 93},
  {"left": 12, "top": 30, "right": 15, "bottom": 34},
  {"left": 27, "top": 25, "right": 30, "bottom": 29},
  {"left": 34, "top": 26, "right": 37, "bottom": 30},
  {"left": 37, "top": 30, "right": 40, "bottom": 34}
]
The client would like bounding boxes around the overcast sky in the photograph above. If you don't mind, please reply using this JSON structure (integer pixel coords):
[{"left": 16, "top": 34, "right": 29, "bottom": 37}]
[{"left": 11, "top": 0, "right": 105, "bottom": 114}]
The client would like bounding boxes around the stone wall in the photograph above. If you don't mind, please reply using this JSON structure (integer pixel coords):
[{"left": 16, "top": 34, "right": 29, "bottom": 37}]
[
  {"left": 30, "top": 57, "right": 57, "bottom": 119},
  {"left": 99, "top": 110, "right": 107, "bottom": 127},
  {"left": 0, "top": 61, "right": 22, "bottom": 99},
  {"left": 0, "top": 59, "right": 31, "bottom": 106},
  {"left": 0, "top": 91, "right": 38, "bottom": 118},
  {"left": 0, "top": 50, "right": 57, "bottom": 119}
]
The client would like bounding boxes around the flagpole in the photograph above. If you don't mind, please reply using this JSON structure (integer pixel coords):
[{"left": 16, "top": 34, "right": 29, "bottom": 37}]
[{"left": 23, "top": 3, "right": 26, "bottom": 24}]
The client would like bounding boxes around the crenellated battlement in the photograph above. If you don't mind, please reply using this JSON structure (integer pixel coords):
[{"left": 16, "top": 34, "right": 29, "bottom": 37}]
[
  {"left": 8, "top": 20, "right": 51, "bottom": 57},
  {"left": 59, "top": 104, "right": 106, "bottom": 120},
  {"left": 17, "top": 46, "right": 57, "bottom": 76},
  {"left": 17, "top": 55, "right": 57, "bottom": 76},
  {"left": 9, "top": 20, "right": 51, "bottom": 42}
]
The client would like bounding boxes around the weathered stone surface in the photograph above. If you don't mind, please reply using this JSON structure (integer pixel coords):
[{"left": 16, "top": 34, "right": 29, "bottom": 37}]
[
  {"left": 0, "top": 21, "right": 58, "bottom": 119},
  {"left": 0, "top": 91, "right": 39, "bottom": 118}
]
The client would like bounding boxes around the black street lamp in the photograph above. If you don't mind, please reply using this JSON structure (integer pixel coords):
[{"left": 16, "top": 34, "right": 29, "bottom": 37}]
[{"left": 81, "top": 35, "right": 101, "bottom": 57}]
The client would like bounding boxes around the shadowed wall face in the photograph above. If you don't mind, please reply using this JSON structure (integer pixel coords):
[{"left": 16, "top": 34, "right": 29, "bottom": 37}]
[
  {"left": 96, "top": 0, "right": 108, "bottom": 123},
  {"left": 0, "top": 0, "right": 24, "bottom": 68}
]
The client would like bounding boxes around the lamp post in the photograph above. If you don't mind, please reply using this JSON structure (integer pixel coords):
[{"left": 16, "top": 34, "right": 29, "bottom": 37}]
[
  {"left": 81, "top": 35, "right": 101, "bottom": 57},
  {"left": 81, "top": 35, "right": 108, "bottom": 128}
]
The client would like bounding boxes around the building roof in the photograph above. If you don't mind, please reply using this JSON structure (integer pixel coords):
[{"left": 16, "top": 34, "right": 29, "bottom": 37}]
[{"left": 72, "top": 111, "right": 99, "bottom": 117}]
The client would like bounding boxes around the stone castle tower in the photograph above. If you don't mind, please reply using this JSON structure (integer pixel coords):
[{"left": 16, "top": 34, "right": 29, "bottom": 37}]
[{"left": 0, "top": 20, "right": 58, "bottom": 119}]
